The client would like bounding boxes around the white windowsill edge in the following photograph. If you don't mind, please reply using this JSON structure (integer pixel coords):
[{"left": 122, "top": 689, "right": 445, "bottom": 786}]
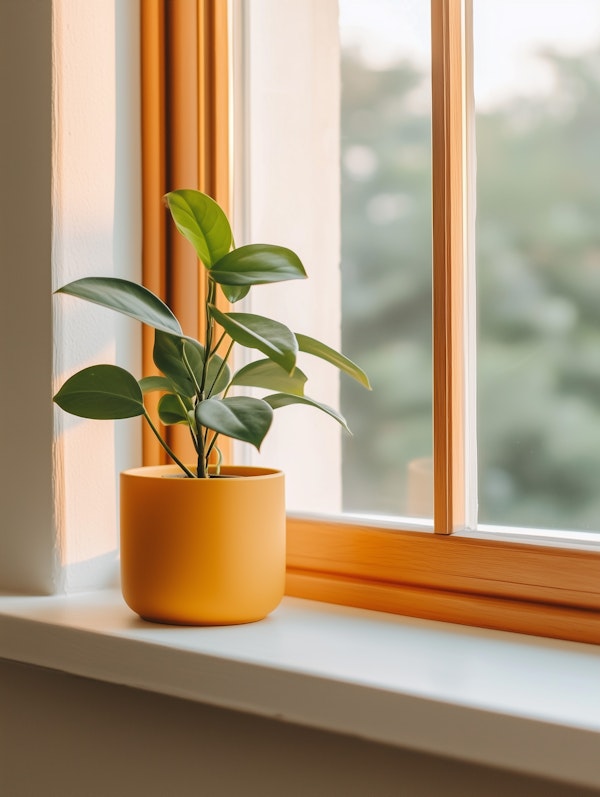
[{"left": 1, "top": 590, "right": 599, "bottom": 789}]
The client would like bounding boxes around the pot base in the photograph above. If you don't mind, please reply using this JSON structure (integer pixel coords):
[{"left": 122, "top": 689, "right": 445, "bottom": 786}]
[{"left": 138, "top": 612, "right": 270, "bottom": 627}]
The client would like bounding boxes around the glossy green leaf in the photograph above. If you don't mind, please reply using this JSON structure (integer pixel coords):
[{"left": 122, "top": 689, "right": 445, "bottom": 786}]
[
  {"left": 231, "top": 359, "right": 307, "bottom": 396},
  {"left": 165, "top": 189, "right": 232, "bottom": 267},
  {"left": 264, "top": 392, "right": 351, "bottom": 433},
  {"left": 153, "top": 331, "right": 205, "bottom": 397},
  {"left": 295, "top": 333, "right": 371, "bottom": 389},
  {"left": 53, "top": 365, "right": 145, "bottom": 420},
  {"left": 209, "top": 305, "right": 297, "bottom": 374},
  {"left": 210, "top": 244, "right": 307, "bottom": 286},
  {"left": 204, "top": 354, "right": 231, "bottom": 397},
  {"left": 219, "top": 283, "right": 251, "bottom": 304},
  {"left": 195, "top": 396, "right": 273, "bottom": 450},
  {"left": 56, "top": 277, "right": 182, "bottom": 336},
  {"left": 158, "top": 393, "right": 192, "bottom": 425},
  {"left": 153, "top": 331, "right": 231, "bottom": 398},
  {"left": 139, "top": 375, "right": 172, "bottom": 393}
]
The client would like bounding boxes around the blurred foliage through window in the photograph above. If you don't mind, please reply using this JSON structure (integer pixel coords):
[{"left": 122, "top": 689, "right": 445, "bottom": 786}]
[{"left": 340, "top": 0, "right": 600, "bottom": 532}]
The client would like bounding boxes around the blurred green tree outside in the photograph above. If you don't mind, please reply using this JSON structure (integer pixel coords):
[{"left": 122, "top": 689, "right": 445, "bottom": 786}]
[{"left": 340, "top": 43, "right": 600, "bottom": 531}]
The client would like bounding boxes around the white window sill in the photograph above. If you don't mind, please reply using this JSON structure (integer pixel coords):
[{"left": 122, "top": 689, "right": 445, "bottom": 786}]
[{"left": 1, "top": 590, "right": 599, "bottom": 790}]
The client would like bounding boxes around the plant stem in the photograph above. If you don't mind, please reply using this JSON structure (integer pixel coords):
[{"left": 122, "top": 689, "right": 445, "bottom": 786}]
[
  {"left": 209, "top": 329, "right": 227, "bottom": 357},
  {"left": 143, "top": 410, "right": 196, "bottom": 478},
  {"left": 205, "top": 430, "right": 220, "bottom": 462},
  {"left": 195, "top": 274, "right": 218, "bottom": 479},
  {"left": 207, "top": 339, "right": 234, "bottom": 397},
  {"left": 196, "top": 419, "right": 207, "bottom": 479},
  {"left": 181, "top": 340, "right": 202, "bottom": 398},
  {"left": 200, "top": 279, "right": 217, "bottom": 396},
  {"left": 176, "top": 394, "right": 198, "bottom": 453}
]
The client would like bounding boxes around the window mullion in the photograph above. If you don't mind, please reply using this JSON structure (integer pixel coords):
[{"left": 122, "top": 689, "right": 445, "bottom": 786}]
[{"left": 431, "top": 0, "right": 474, "bottom": 534}]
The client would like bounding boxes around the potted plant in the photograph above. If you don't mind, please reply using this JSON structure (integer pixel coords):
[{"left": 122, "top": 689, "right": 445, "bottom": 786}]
[{"left": 54, "top": 189, "right": 370, "bottom": 625}]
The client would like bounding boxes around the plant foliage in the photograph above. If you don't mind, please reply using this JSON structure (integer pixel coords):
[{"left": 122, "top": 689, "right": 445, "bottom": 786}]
[{"left": 54, "top": 189, "right": 370, "bottom": 477}]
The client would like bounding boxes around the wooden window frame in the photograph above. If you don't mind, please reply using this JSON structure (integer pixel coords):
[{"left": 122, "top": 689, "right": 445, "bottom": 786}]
[
  {"left": 141, "top": 0, "right": 230, "bottom": 465},
  {"left": 142, "top": 0, "right": 600, "bottom": 645}
]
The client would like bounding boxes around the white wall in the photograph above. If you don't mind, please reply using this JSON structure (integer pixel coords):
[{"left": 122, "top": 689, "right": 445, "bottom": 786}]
[
  {"left": 0, "top": 0, "right": 56, "bottom": 593},
  {"left": 51, "top": 0, "right": 141, "bottom": 592},
  {"left": 0, "top": 0, "right": 140, "bottom": 595},
  {"left": 1, "top": 659, "right": 594, "bottom": 797}
]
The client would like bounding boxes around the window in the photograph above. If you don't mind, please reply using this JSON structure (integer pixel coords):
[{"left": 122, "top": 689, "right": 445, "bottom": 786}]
[
  {"left": 474, "top": 0, "right": 600, "bottom": 533},
  {"left": 141, "top": 0, "right": 600, "bottom": 644},
  {"left": 340, "top": 1, "right": 434, "bottom": 519}
]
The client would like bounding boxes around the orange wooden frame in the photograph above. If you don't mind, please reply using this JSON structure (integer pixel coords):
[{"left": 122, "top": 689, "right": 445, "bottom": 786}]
[
  {"left": 287, "top": 0, "right": 600, "bottom": 645},
  {"left": 141, "top": 0, "right": 230, "bottom": 465},
  {"left": 286, "top": 518, "right": 600, "bottom": 644},
  {"left": 142, "top": 0, "right": 600, "bottom": 645},
  {"left": 431, "top": 0, "right": 467, "bottom": 534}
]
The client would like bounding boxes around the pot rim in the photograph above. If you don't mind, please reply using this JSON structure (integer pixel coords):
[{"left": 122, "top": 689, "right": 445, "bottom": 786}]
[{"left": 121, "top": 464, "right": 283, "bottom": 481}]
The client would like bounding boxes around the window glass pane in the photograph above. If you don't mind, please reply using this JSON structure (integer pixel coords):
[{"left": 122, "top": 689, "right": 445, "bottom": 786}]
[
  {"left": 238, "top": 1, "right": 432, "bottom": 519},
  {"left": 237, "top": 1, "right": 343, "bottom": 514},
  {"left": 340, "top": 0, "right": 433, "bottom": 518},
  {"left": 475, "top": 1, "right": 600, "bottom": 531}
]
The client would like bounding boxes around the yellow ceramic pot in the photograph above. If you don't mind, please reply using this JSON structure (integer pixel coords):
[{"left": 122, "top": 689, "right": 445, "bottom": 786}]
[{"left": 120, "top": 465, "right": 286, "bottom": 625}]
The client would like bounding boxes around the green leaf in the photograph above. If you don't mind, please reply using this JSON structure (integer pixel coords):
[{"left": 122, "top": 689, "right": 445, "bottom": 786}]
[
  {"left": 264, "top": 392, "right": 351, "bottom": 433},
  {"left": 231, "top": 358, "right": 307, "bottom": 396},
  {"left": 295, "top": 333, "right": 371, "bottom": 389},
  {"left": 195, "top": 396, "right": 273, "bottom": 450},
  {"left": 56, "top": 277, "right": 182, "bottom": 336},
  {"left": 165, "top": 189, "right": 233, "bottom": 267},
  {"left": 209, "top": 305, "right": 298, "bottom": 373},
  {"left": 158, "top": 393, "right": 192, "bottom": 425},
  {"left": 53, "top": 365, "right": 145, "bottom": 420},
  {"left": 139, "top": 375, "right": 172, "bottom": 393},
  {"left": 153, "top": 331, "right": 231, "bottom": 398},
  {"left": 210, "top": 244, "right": 307, "bottom": 286},
  {"left": 220, "top": 284, "right": 251, "bottom": 304},
  {"left": 204, "top": 354, "right": 231, "bottom": 397},
  {"left": 153, "top": 331, "right": 205, "bottom": 397}
]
